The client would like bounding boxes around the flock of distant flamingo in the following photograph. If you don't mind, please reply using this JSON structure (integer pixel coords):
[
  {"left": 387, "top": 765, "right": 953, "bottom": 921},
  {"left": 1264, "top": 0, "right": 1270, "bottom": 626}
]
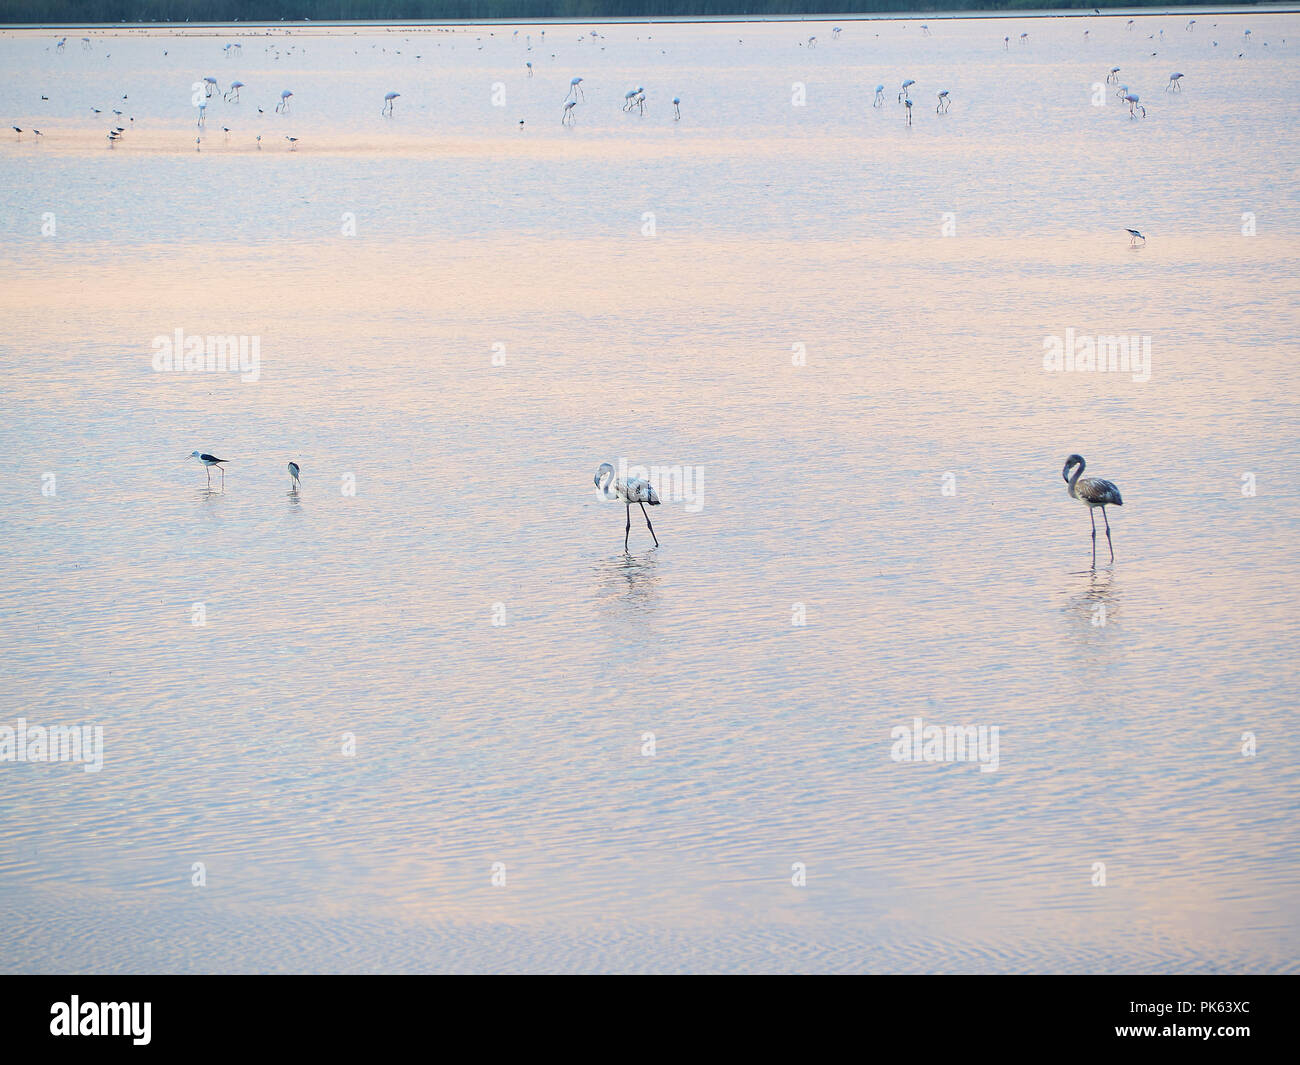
[{"left": 10, "top": 16, "right": 1280, "bottom": 151}]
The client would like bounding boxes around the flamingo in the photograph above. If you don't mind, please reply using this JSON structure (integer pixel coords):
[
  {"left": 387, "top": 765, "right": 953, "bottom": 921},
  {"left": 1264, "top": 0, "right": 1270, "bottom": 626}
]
[
  {"left": 1107, "top": 67, "right": 1120, "bottom": 84},
  {"left": 1062, "top": 455, "right": 1123, "bottom": 566},
  {"left": 562, "top": 99, "right": 577, "bottom": 125},
  {"left": 276, "top": 90, "right": 293, "bottom": 114},
  {"left": 672, "top": 96, "right": 681, "bottom": 120},
  {"left": 288, "top": 462, "right": 301, "bottom": 490},
  {"left": 1166, "top": 73, "right": 1183, "bottom": 92},
  {"left": 904, "top": 97, "right": 913, "bottom": 125},
  {"left": 594, "top": 463, "right": 660, "bottom": 551},
  {"left": 383, "top": 91, "right": 399, "bottom": 115},
  {"left": 899, "top": 78, "right": 915, "bottom": 102},
  {"left": 1125, "top": 93, "right": 1145, "bottom": 118},
  {"left": 203, "top": 76, "right": 218, "bottom": 98},
  {"left": 936, "top": 90, "right": 950, "bottom": 113},
  {"left": 225, "top": 80, "right": 243, "bottom": 102},
  {"left": 566, "top": 76, "right": 584, "bottom": 101},
  {"left": 873, "top": 84, "right": 885, "bottom": 107}
]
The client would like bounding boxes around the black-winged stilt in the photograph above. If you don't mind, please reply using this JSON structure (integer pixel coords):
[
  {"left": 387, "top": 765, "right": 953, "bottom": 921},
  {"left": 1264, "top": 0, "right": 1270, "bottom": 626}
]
[{"left": 191, "top": 451, "right": 227, "bottom": 488}]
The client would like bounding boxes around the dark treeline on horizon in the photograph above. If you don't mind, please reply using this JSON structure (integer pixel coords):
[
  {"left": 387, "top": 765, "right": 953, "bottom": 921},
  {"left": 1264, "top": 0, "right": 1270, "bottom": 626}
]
[{"left": 0, "top": 0, "right": 1260, "bottom": 28}]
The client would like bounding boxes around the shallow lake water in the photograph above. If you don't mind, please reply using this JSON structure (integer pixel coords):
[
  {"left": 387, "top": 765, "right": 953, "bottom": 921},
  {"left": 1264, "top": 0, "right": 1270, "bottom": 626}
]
[{"left": 0, "top": 12, "right": 1297, "bottom": 973}]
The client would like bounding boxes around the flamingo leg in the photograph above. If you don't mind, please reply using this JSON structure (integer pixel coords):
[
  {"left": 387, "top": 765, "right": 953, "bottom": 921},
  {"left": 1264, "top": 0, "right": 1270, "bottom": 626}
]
[
  {"left": 1102, "top": 506, "right": 1114, "bottom": 563},
  {"left": 624, "top": 504, "right": 631, "bottom": 551},
  {"left": 1090, "top": 508, "right": 1097, "bottom": 567},
  {"left": 639, "top": 502, "right": 659, "bottom": 548}
]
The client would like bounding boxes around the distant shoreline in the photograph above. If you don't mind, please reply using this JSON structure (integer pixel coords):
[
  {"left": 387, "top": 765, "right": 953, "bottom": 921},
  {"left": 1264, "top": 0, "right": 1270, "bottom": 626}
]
[{"left": 2, "top": 5, "right": 1296, "bottom": 32}]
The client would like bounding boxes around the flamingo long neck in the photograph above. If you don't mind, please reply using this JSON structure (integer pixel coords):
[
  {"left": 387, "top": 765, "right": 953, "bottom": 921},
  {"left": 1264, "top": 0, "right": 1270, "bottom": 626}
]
[
  {"left": 1068, "top": 458, "right": 1085, "bottom": 498},
  {"left": 598, "top": 467, "right": 620, "bottom": 501}
]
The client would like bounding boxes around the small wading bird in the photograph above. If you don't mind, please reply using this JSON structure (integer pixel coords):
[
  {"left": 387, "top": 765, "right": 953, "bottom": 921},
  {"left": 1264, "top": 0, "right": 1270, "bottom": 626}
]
[
  {"left": 285, "top": 135, "right": 298, "bottom": 150},
  {"left": 191, "top": 451, "right": 227, "bottom": 488},
  {"left": 1126, "top": 228, "right": 1146, "bottom": 245},
  {"left": 1063, "top": 454, "right": 1123, "bottom": 566},
  {"left": 288, "top": 462, "right": 301, "bottom": 489},
  {"left": 594, "top": 462, "right": 660, "bottom": 551}
]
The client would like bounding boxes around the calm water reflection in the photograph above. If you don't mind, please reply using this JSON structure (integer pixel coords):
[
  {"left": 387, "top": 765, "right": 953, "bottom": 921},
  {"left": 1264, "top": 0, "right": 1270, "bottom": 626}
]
[{"left": 0, "top": 14, "right": 1296, "bottom": 973}]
